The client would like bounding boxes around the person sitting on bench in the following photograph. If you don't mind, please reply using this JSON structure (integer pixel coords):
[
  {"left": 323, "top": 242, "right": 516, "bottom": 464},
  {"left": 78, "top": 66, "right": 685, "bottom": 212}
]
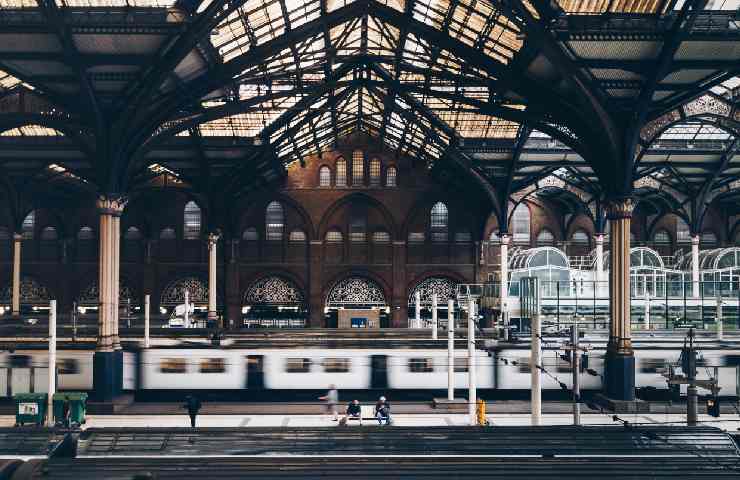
[
  {"left": 345, "top": 399, "right": 361, "bottom": 422},
  {"left": 375, "top": 396, "right": 391, "bottom": 425}
]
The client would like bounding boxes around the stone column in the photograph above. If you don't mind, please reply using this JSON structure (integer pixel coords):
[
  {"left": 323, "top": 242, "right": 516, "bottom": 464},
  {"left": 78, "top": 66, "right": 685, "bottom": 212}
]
[
  {"left": 499, "top": 234, "right": 510, "bottom": 333},
  {"left": 94, "top": 196, "right": 125, "bottom": 401},
  {"left": 595, "top": 234, "right": 605, "bottom": 296},
  {"left": 11, "top": 233, "right": 21, "bottom": 316},
  {"left": 308, "top": 240, "right": 324, "bottom": 327},
  {"left": 207, "top": 233, "right": 219, "bottom": 324},
  {"left": 605, "top": 198, "right": 635, "bottom": 401},
  {"left": 691, "top": 234, "right": 700, "bottom": 298},
  {"left": 392, "top": 240, "right": 408, "bottom": 327}
]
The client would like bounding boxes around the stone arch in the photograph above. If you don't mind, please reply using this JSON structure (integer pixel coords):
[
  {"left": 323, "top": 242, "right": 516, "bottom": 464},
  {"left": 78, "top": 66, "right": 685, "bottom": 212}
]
[
  {"left": 160, "top": 275, "right": 216, "bottom": 307},
  {"left": 243, "top": 274, "right": 306, "bottom": 307},
  {"left": 407, "top": 274, "right": 462, "bottom": 307},
  {"left": 402, "top": 192, "right": 480, "bottom": 241},
  {"left": 324, "top": 272, "right": 389, "bottom": 308},
  {"left": 319, "top": 192, "right": 397, "bottom": 241},
  {"left": 76, "top": 274, "right": 138, "bottom": 306},
  {"left": 237, "top": 192, "right": 316, "bottom": 241}
]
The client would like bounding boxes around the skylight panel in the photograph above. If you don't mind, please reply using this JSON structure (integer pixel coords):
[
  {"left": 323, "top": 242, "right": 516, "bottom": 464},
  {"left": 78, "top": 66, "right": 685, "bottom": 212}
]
[
  {"left": 0, "top": 0, "right": 36, "bottom": 7},
  {"left": 0, "top": 70, "right": 32, "bottom": 92},
  {"left": 56, "top": 0, "right": 178, "bottom": 6},
  {"left": 558, "top": 0, "right": 668, "bottom": 14},
  {"left": 1, "top": 124, "right": 62, "bottom": 136}
]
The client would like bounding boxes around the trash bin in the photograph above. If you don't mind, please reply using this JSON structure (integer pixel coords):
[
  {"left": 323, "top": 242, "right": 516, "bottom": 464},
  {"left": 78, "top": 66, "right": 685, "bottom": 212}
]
[
  {"left": 52, "top": 392, "right": 87, "bottom": 426},
  {"left": 14, "top": 393, "right": 48, "bottom": 427}
]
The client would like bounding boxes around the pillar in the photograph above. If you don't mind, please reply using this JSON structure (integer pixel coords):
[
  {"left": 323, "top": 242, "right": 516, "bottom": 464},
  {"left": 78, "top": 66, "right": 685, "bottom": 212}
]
[
  {"left": 11, "top": 233, "right": 21, "bottom": 315},
  {"left": 691, "top": 234, "right": 700, "bottom": 298},
  {"left": 605, "top": 198, "right": 635, "bottom": 401},
  {"left": 595, "top": 234, "right": 605, "bottom": 295},
  {"left": 207, "top": 233, "right": 219, "bottom": 325},
  {"left": 308, "top": 240, "right": 324, "bottom": 327},
  {"left": 391, "top": 240, "right": 407, "bottom": 327},
  {"left": 93, "top": 196, "right": 125, "bottom": 401},
  {"left": 499, "top": 234, "right": 510, "bottom": 335}
]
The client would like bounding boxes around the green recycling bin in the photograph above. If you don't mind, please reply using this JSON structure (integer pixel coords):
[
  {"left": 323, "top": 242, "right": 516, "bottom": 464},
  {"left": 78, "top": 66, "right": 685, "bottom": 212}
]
[
  {"left": 53, "top": 392, "right": 88, "bottom": 426},
  {"left": 14, "top": 393, "right": 48, "bottom": 427}
]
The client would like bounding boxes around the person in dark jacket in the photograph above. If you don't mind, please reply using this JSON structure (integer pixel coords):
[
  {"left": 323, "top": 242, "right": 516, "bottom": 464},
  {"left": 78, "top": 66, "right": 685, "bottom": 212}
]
[
  {"left": 184, "top": 395, "right": 202, "bottom": 428},
  {"left": 374, "top": 396, "right": 391, "bottom": 425},
  {"left": 345, "top": 399, "right": 361, "bottom": 420}
]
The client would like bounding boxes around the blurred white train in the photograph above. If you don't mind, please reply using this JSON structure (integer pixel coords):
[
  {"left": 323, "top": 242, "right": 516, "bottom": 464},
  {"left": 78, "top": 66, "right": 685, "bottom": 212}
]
[{"left": 1, "top": 343, "right": 739, "bottom": 398}]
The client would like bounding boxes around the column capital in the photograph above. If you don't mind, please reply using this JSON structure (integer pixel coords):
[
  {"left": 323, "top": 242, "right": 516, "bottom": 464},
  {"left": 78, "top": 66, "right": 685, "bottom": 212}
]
[
  {"left": 595, "top": 233, "right": 605, "bottom": 244},
  {"left": 96, "top": 196, "right": 127, "bottom": 216},
  {"left": 691, "top": 235, "right": 700, "bottom": 245},
  {"left": 499, "top": 233, "right": 510, "bottom": 244},
  {"left": 604, "top": 197, "right": 635, "bottom": 220},
  {"left": 207, "top": 232, "right": 221, "bottom": 244},
  {"left": 12, "top": 233, "right": 22, "bottom": 242}
]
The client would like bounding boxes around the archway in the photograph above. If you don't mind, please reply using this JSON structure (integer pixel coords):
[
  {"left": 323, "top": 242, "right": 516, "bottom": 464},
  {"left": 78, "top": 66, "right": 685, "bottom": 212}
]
[
  {"left": 325, "top": 276, "right": 389, "bottom": 328},
  {"left": 242, "top": 275, "right": 307, "bottom": 328},
  {"left": 76, "top": 276, "right": 138, "bottom": 325},
  {"left": 0, "top": 276, "right": 52, "bottom": 315},
  {"left": 407, "top": 276, "right": 458, "bottom": 328}
]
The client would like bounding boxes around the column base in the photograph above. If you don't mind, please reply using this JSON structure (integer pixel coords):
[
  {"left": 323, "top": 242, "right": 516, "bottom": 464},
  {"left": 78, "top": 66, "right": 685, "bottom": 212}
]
[
  {"left": 93, "top": 351, "right": 122, "bottom": 402},
  {"left": 604, "top": 352, "right": 635, "bottom": 401}
]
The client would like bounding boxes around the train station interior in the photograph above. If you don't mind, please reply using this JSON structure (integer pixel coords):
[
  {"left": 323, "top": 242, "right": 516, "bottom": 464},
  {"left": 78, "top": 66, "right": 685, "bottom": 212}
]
[{"left": 0, "top": 0, "right": 739, "bottom": 478}]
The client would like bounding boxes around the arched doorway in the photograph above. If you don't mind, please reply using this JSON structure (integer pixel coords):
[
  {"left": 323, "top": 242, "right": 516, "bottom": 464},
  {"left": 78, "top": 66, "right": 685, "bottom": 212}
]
[
  {"left": 242, "top": 276, "right": 307, "bottom": 328},
  {"left": 76, "top": 277, "right": 137, "bottom": 327},
  {"left": 407, "top": 276, "right": 458, "bottom": 328},
  {"left": 0, "top": 276, "right": 52, "bottom": 316},
  {"left": 325, "top": 276, "right": 389, "bottom": 328},
  {"left": 160, "top": 276, "right": 214, "bottom": 327}
]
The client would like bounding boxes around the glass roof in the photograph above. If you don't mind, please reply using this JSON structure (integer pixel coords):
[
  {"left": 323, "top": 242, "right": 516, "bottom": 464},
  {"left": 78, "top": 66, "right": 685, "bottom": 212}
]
[
  {"left": 558, "top": 0, "right": 740, "bottom": 13},
  {"left": 710, "top": 76, "right": 740, "bottom": 99},
  {"left": 1, "top": 124, "right": 62, "bottom": 136},
  {"left": 658, "top": 121, "right": 733, "bottom": 141},
  {"left": 0, "top": 0, "right": 177, "bottom": 6},
  {"left": 0, "top": 70, "right": 28, "bottom": 93}
]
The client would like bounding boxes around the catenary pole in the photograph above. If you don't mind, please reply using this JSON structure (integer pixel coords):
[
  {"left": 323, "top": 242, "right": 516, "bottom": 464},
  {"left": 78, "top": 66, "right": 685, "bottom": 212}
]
[
  {"left": 144, "top": 294, "right": 150, "bottom": 349},
  {"left": 432, "top": 293, "right": 438, "bottom": 340},
  {"left": 531, "top": 288, "right": 542, "bottom": 426},
  {"left": 47, "top": 300, "right": 56, "bottom": 427},
  {"left": 572, "top": 324, "right": 581, "bottom": 426},
  {"left": 468, "top": 296, "right": 476, "bottom": 425},
  {"left": 448, "top": 298, "right": 455, "bottom": 400}
]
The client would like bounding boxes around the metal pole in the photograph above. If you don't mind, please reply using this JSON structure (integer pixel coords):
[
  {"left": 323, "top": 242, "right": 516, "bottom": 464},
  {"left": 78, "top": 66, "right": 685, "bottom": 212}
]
[
  {"left": 448, "top": 298, "right": 455, "bottom": 401},
  {"left": 468, "top": 296, "right": 476, "bottom": 425},
  {"left": 572, "top": 325, "right": 581, "bottom": 426},
  {"left": 432, "top": 293, "right": 438, "bottom": 340},
  {"left": 47, "top": 299, "right": 56, "bottom": 427},
  {"left": 72, "top": 301, "right": 77, "bottom": 342},
  {"left": 144, "top": 294, "right": 150, "bottom": 349},
  {"left": 687, "top": 329, "right": 698, "bottom": 427},
  {"left": 531, "top": 285, "right": 542, "bottom": 426},
  {"left": 716, "top": 293, "right": 723, "bottom": 341},
  {"left": 414, "top": 291, "right": 421, "bottom": 329},
  {"left": 644, "top": 292, "right": 650, "bottom": 331},
  {"left": 127, "top": 298, "right": 131, "bottom": 328},
  {"left": 184, "top": 289, "right": 189, "bottom": 328}
]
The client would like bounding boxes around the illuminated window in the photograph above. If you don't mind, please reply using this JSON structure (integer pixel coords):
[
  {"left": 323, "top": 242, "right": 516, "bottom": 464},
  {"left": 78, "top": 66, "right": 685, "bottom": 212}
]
[
  {"left": 455, "top": 231, "right": 472, "bottom": 243},
  {"left": 536, "top": 229, "right": 554, "bottom": 246},
  {"left": 199, "top": 358, "right": 226, "bottom": 374},
  {"left": 124, "top": 227, "right": 142, "bottom": 241},
  {"left": 0, "top": 227, "right": 9, "bottom": 240},
  {"left": 385, "top": 166, "right": 397, "bottom": 187},
  {"left": 571, "top": 230, "right": 589, "bottom": 245},
  {"left": 408, "top": 232, "right": 425, "bottom": 243},
  {"left": 654, "top": 230, "right": 671, "bottom": 245},
  {"left": 326, "top": 230, "right": 343, "bottom": 243},
  {"left": 372, "top": 231, "right": 390, "bottom": 244},
  {"left": 22, "top": 211, "right": 35, "bottom": 240},
  {"left": 77, "top": 227, "right": 95, "bottom": 240},
  {"left": 183, "top": 201, "right": 201, "bottom": 240},
  {"left": 160, "top": 227, "right": 176, "bottom": 240},
  {"left": 431, "top": 202, "right": 448, "bottom": 242},
  {"left": 408, "top": 358, "right": 434, "bottom": 373},
  {"left": 242, "top": 227, "right": 258, "bottom": 241},
  {"left": 319, "top": 166, "right": 331, "bottom": 187},
  {"left": 289, "top": 229, "right": 306, "bottom": 242},
  {"left": 285, "top": 358, "right": 312, "bottom": 373},
  {"left": 676, "top": 217, "right": 691, "bottom": 244},
  {"left": 160, "top": 358, "right": 187, "bottom": 374},
  {"left": 352, "top": 150, "right": 364, "bottom": 186},
  {"left": 369, "top": 158, "right": 381, "bottom": 186},
  {"left": 512, "top": 204, "right": 530, "bottom": 244},
  {"left": 336, "top": 157, "right": 347, "bottom": 187},
  {"left": 265, "top": 201, "right": 284, "bottom": 241},
  {"left": 40, "top": 227, "right": 57, "bottom": 241},
  {"left": 322, "top": 358, "right": 350, "bottom": 373}
]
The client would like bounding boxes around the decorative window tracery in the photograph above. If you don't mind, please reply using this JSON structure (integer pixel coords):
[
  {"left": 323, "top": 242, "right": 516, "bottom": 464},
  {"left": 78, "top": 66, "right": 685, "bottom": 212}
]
[
  {"left": 0, "top": 277, "right": 51, "bottom": 304},
  {"left": 431, "top": 202, "right": 448, "bottom": 243},
  {"left": 77, "top": 278, "right": 135, "bottom": 306},
  {"left": 184, "top": 201, "right": 201, "bottom": 240},
  {"left": 160, "top": 276, "right": 209, "bottom": 306},
  {"left": 319, "top": 166, "right": 331, "bottom": 187},
  {"left": 336, "top": 157, "right": 347, "bottom": 187},
  {"left": 369, "top": 158, "right": 381, "bottom": 186},
  {"left": 326, "top": 276, "right": 386, "bottom": 307},
  {"left": 266, "top": 201, "right": 284, "bottom": 241},
  {"left": 407, "top": 277, "right": 458, "bottom": 306},
  {"left": 244, "top": 276, "right": 305, "bottom": 306},
  {"left": 385, "top": 166, "right": 397, "bottom": 187},
  {"left": 352, "top": 150, "right": 364, "bottom": 186}
]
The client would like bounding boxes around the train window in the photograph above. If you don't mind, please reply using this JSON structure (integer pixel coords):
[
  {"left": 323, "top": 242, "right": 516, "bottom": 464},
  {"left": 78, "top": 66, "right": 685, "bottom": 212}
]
[
  {"left": 517, "top": 357, "right": 531, "bottom": 374},
  {"left": 724, "top": 355, "right": 740, "bottom": 367},
  {"left": 285, "top": 358, "right": 312, "bottom": 373},
  {"left": 639, "top": 358, "right": 666, "bottom": 374},
  {"left": 199, "top": 358, "right": 226, "bottom": 374},
  {"left": 160, "top": 358, "right": 187, "bottom": 373},
  {"left": 9, "top": 355, "right": 31, "bottom": 368},
  {"left": 408, "top": 358, "right": 434, "bottom": 373},
  {"left": 58, "top": 359, "right": 80, "bottom": 375},
  {"left": 323, "top": 358, "right": 350, "bottom": 373},
  {"left": 454, "top": 357, "right": 468, "bottom": 373}
]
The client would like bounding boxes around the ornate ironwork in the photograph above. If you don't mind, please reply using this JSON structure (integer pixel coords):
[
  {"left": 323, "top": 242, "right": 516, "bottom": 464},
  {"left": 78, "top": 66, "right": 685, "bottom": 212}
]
[
  {"left": 76, "top": 279, "right": 136, "bottom": 306},
  {"left": 160, "top": 276, "right": 208, "bottom": 306},
  {"left": 408, "top": 277, "right": 458, "bottom": 306},
  {"left": 0, "top": 277, "right": 51, "bottom": 304},
  {"left": 244, "top": 276, "right": 304, "bottom": 306},
  {"left": 683, "top": 94, "right": 732, "bottom": 118},
  {"left": 326, "top": 276, "right": 386, "bottom": 306}
]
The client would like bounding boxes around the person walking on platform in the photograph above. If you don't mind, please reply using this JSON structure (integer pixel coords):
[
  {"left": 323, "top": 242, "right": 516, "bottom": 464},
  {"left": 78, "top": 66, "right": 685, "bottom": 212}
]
[
  {"left": 184, "top": 395, "right": 202, "bottom": 428},
  {"left": 319, "top": 384, "right": 338, "bottom": 421},
  {"left": 375, "top": 396, "right": 391, "bottom": 426}
]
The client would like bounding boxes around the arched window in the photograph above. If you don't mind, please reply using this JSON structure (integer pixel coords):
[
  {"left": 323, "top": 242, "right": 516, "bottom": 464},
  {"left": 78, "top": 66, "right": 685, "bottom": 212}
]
[
  {"left": 512, "top": 203, "right": 530, "bottom": 243},
  {"left": 326, "top": 229, "right": 343, "bottom": 243},
  {"left": 183, "top": 201, "right": 201, "bottom": 240},
  {"left": 242, "top": 227, "right": 258, "bottom": 241},
  {"left": 676, "top": 217, "right": 691, "bottom": 244},
  {"left": 124, "top": 227, "right": 141, "bottom": 240},
  {"left": 265, "top": 201, "right": 284, "bottom": 241},
  {"left": 289, "top": 229, "right": 306, "bottom": 242},
  {"left": 40, "top": 226, "right": 57, "bottom": 241},
  {"left": 571, "top": 229, "right": 589, "bottom": 245},
  {"left": 372, "top": 230, "right": 390, "bottom": 243},
  {"left": 369, "top": 158, "right": 381, "bottom": 186},
  {"left": 319, "top": 166, "right": 331, "bottom": 187},
  {"left": 430, "top": 202, "right": 449, "bottom": 242},
  {"left": 78, "top": 226, "right": 95, "bottom": 240},
  {"left": 0, "top": 227, "right": 9, "bottom": 240},
  {"left": 408, "top": 232, "right": 425, "bottom": 243},
  {"left": 654, "top": 229, "right": 671, "bottom": 245},
  {"left": 455, "top": 231, "right": 472, "bottom": 243},
  {"left": 701, "top": 231, "right": 717, "bottom": 247},
  {"left": 22, "top": 211, "right": 35, "bottom": 240},
  {"left": 536, "top": 229, "right": 554, "bottom": 246},
  {"left": 336, "top": 157, "right": 347, "bottom": 187},
  {"left": 385, "top": 166, "right": 397, "bottom": 187},
  {"left": 160, "top": 227, "right": 176, "bottom": 240},
  {"left": 352, "top": 149, "right": 364, "bottom": 186}
]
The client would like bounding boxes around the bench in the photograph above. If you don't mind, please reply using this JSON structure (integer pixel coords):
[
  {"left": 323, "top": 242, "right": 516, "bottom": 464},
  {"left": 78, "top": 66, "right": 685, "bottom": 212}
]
[{"left": 345, "top": 405, "right": 376, "bottom": 426}]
